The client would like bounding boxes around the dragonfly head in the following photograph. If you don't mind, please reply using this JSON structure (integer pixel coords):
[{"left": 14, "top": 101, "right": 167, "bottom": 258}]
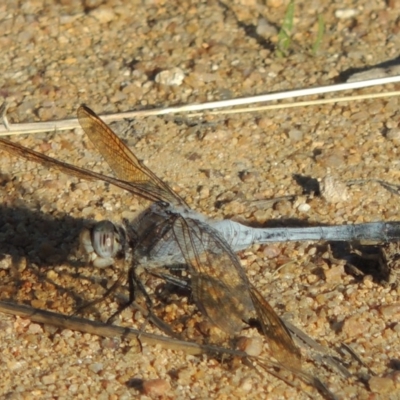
[{"left": 91, "top": 220, "right": 124, "bottom": 259}]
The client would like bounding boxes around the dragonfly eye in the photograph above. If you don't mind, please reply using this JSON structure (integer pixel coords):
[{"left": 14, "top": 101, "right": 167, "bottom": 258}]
[{"left": 91, "top": 220, "right": 120, "bottom": 258}]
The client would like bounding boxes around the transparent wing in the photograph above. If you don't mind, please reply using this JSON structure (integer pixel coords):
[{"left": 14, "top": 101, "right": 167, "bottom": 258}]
[
  {"left": 249, "top": 284, "right": 301, "bottom": 368},
  {"left": 77, "top": 105, "right": 186, "bottom": 207},
  {"left": 170, "top": 215, "right": 301, "bottom": 366},
  {"left": 0, "top": 105, "right": 187, "bottom": 206},
  {"left": 0, "top": 138, "right": 169, "bottom": 204}
]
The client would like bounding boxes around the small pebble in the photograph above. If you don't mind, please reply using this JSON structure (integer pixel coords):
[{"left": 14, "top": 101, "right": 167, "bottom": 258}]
[
  {"left": 363, "top": 275, "right": 374, "bottom": 289},
  {"left": 368, "top": 376, "right": 395, "bottom": 393},
  {"left": 142, "top": 379, "right": 171, "bottom": 396},
  {"left": 335, "top": 9, "right": 358, "bottom": 19},
  {"left": 379, "top": 303, "right": 400, "bottom": 317},
  {"left": 388, "top": 0, "right": 400, "bottom": 8},
  {"left": 320, "top": 174, "right": 350, "bottom": 203},
  {"left": 386, "top": 128, "right": 400, "bottom": 142},
  {"left": 256, "top": 18, "right": 278, "bottom": 37},
  {"left": 324, "top": 264, "right": 345, "bottom": 283},
  {"left": 155, "top": 68, "right": 185, "bottom": 86},
  {"left": 84, "top": 0, "right": 105, "bottom": 10},
  {"left": 89, "top": 363, "right": 104, "bottom": 373},
  {"left": 42, "top": 373, "right": 57, "bottom": 385},
  {"left": 90, "top": 7, "right": 115, "bottom": 23},
  {"left": 288, "top": 129, "right": 303, "bottom": 142},
  {"left": 266, "top": 0, "right": 283, "bottom": 7},
  {"left": 27, "top": 323, "right": 43, "bottom": 334},
  {"left": 236, "top": 336, "right": 263, "bottom": 356},
  {"left": 342, "top": 314, "right": 369, "bottom": 338},
  {"left": 239, "top": 377, "right": 253, "bottom": 392},
  {"left": 297, "top": 203, "right": 310, "bottom": 212},
  {"left": 239, "top": 170, "right": 257, "bottom": 183},
  {"left": 263, "top": 245, "right": 281, "bottom": 259}
]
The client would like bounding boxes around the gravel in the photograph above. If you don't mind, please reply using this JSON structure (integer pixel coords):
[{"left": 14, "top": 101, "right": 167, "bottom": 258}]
[{"left": 1, "top": 0, "right": 400, "bottom": 398}]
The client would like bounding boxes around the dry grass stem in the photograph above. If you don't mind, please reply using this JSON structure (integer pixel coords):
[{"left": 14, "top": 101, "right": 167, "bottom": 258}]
[{"left": 1, "top": 77, "right": 400, "bottom": 136}]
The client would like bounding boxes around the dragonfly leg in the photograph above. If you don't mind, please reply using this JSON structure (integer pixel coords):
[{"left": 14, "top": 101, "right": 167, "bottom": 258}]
[
  {"left": 106, "top": 267, "right": 139, "bottom": 323},
  {"left": 107, "top": 267, "right": 182, "bottom": 338},
  {"left": 106, "top": 266, "right": 157, "bottom": 324},
  {"left": 150, "top": 268, "right": 190, "bottom": 291},
  {"left": 73, "top": 273, "right": 125, "bottom": 316}
]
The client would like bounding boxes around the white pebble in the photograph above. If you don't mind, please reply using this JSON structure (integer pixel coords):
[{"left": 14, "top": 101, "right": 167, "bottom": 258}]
[
  {"left": 335, "top": 9, "right": 358, "bottom": 19},
  {"left": 236, "top": 336, "right": 263, "bottom": 356},
  {"left": 90, "top": 7, "right": 116, "bottom": 23},
  {"left": 256, "top": 18, "right": 278, "bottom": 37},
  {"left": 155, "top": 68, "right": 185, "bottom": 86},
  {"left": 27, "top": 323, "right": 43, "bottom": 334},
  {"left": 297, "top": 203, "right": 311, "bottom": 212},
  {"left": 320, "top": 174, "right": 350, "bottom": 203}
]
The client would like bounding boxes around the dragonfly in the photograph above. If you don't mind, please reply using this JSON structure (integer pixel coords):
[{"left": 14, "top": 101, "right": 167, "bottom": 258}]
[{"left": 0, "top": 105, "right": 302, "bottom": 369}]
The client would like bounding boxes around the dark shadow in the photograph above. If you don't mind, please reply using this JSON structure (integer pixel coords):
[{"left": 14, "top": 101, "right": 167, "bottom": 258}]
[
  {"left": 337, "top": 55, "right": 400, "bottom": 83},
  {"left": 293, "top": 173, "right": 321, "bottom": 195},
  {"left": 218, "top": 1, "right": 275, "bottom": 52},
  {"left": 389, "top": 359, "right": 400, "bottom": 370},
  {"left": 0, "top": 204, "right": 86, "bottom": 268},
  {"left": 0, "top": 199, "right": 100, "bottom": 298},
  {"left": 329, "top": 318, "right": 344, "bottom": 334},
  {"left": 235, "top": 21, "right": 275, "bottom": 52},
  {"left": 329, "top": 241, "right": 392, "bottom": 284},
  {"left": 126, "top": 378, "right": 144, "bottom": 391}
]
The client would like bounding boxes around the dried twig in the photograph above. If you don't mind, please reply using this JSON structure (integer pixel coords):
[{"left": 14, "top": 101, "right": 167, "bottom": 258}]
[
  {"left": 1, "top": 77, "right": 400, "bottom": 136},
  {"left": 0, "top": 300, "right": 243, "bottom": 357},
  {"left": 0, "top": 300, "right": 342, "bottom": 399}
]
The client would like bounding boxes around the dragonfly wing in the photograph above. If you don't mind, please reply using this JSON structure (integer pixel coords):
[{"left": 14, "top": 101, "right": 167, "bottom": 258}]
[
  {"left": 249, "top": 284, "right": 301, "bottom": 368},
  {"left": 0, "top": 138, "right": 167, "bottom": 204},
  {"left": 170, "top": 215, "right": 253, "bottom": 334},
  {"left": 171, "top": 215, "right": 301, "bottom": 366},
  {"left": 77, "top": 105, "right": 185, "bottom": 206}
]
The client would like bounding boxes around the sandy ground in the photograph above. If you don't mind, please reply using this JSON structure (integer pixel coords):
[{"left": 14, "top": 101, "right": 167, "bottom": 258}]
[{"left": 1, "top": 0, "right": 400, "bottom": 399}]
